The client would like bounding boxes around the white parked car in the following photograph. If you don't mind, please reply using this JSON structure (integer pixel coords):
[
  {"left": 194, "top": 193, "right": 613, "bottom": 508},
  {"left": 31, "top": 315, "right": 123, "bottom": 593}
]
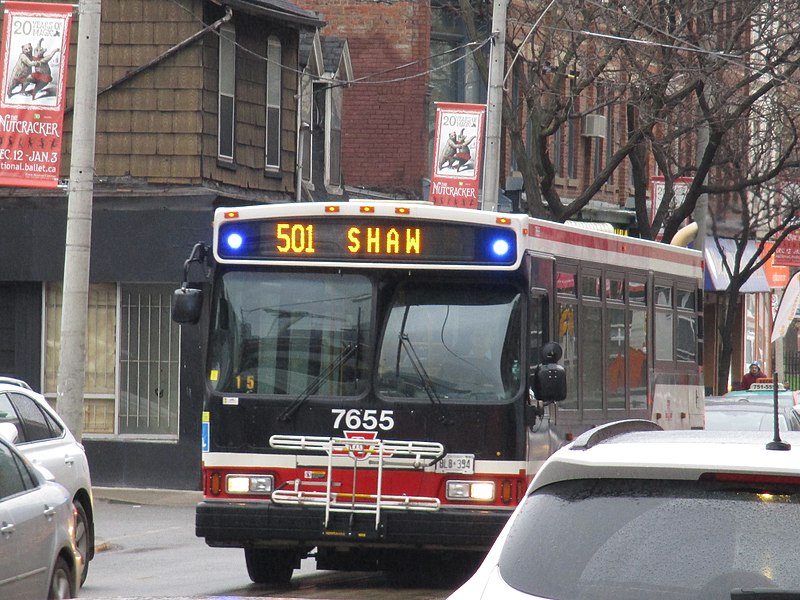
[
  {"left": 449, "top": 420, "right": 800, "bottom": 600},
  {"left": 0, "top": 377, "right": 95, "bottom": 585},
  {"left": 0, "top": 432, "right": 81, "bottom": 599}
]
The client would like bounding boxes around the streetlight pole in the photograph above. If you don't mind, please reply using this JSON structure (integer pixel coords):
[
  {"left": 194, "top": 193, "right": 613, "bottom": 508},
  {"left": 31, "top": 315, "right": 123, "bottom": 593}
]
[
  {"left": 56, "top": 0, "right": 102, "bottom": 440},
  {"left": 481, "top": 0, "right": 507, "bottom": 212}
]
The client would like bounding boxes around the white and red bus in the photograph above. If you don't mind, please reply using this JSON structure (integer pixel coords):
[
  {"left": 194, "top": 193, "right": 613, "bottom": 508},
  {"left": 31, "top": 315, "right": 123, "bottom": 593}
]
[{"left": 172, "top": 200, "right": 703, "bottom": 584}]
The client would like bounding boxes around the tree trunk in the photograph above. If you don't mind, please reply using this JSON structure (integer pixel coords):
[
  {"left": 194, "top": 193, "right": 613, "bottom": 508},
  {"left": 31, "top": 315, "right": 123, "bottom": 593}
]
[{"left": 715, "top": 288, "right": 741, "bottom": 394}]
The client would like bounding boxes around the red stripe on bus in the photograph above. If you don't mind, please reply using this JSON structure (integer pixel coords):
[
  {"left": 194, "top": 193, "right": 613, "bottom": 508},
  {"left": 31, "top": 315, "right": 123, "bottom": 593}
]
[{"left": 528, "top": 223, "right": 700, "bottom": 267}]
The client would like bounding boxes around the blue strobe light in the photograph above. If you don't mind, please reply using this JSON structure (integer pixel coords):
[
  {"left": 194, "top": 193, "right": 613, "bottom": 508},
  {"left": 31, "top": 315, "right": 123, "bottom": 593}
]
[
  {"left": 226, "top": 232, "right": 244, "bottom": 251},
  {"left": 491, "top": 237, "right": 511, "bottom": 258}
]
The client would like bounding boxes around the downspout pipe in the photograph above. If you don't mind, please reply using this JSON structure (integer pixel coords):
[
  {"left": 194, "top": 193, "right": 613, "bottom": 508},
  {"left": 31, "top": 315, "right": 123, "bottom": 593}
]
[{"left": 65, "top": 7, "right": 233, "bottom": 114}]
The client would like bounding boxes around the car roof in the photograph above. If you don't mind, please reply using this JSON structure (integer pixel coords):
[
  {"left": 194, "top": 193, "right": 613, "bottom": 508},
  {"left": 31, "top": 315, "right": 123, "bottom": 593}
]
[
  {"left": 530, "top": 420, "right": 800, "bottom": 492},
  {"left": 0, "top": 377, "right": 34, "bottom": 391},
  {"left": 705, "top": 399, "right": 783, "bottom": 411}
]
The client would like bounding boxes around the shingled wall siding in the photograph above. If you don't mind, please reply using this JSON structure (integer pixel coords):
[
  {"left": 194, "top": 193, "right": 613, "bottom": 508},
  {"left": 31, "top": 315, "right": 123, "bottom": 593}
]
[
  {"left": 200, "top": 14, "right": 298, "bottom": 197},
  {"left": 84, "top": 0, "right": 203, "bottom": 184},
  {"left": 295, "top": 0, "right": 430, "bottom": 195},
  {"left": 53, "top": 0, "right": 298, "bottom": 195}
]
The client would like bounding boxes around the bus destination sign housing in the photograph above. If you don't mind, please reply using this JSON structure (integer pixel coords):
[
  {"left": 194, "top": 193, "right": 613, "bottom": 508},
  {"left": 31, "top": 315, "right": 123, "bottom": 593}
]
[{"left": 216, "top": 217, "right": 518, "bottom": 266}]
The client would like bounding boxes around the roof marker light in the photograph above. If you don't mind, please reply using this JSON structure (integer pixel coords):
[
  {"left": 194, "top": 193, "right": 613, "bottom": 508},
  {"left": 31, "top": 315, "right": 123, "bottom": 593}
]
[
  {"left": 496, "top": 217, "right": 511, "bottom": 225},
  {"left": 360, "top": 206, "right": 375, "bottom": 213},
  {"left": 223, "top": 211, "right": 239, "bottom": 219},
  {"left": 325, "top": 205, "right": 340, "bottom": 213},
  {"left": 395, "top": 207, "right": 410, "bottom": 215}
]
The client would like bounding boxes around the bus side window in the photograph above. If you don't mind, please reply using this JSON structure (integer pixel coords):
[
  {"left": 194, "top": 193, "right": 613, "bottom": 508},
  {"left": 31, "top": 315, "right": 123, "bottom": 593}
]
[{"left": 529, "top": 292, "right": 548, "bottom": 372}]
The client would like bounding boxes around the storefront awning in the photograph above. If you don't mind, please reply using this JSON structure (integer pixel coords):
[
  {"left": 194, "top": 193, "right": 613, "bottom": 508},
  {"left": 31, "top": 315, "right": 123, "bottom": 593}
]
[{"left": 704, "top": 238, "right": 771, "bottom": 293}]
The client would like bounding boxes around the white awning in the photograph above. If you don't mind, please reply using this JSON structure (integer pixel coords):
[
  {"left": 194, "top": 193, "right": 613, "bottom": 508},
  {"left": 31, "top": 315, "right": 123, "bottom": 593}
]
[{"left": 704, "top": 238, "right": 770, "bottom": 293}]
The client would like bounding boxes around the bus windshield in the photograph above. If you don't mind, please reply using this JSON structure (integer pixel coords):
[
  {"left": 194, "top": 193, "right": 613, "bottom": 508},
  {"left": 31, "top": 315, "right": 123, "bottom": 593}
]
[
  {"left": 209, "top": 270, "right": 371, "bottom": 396},
  {"left": 377, "top": 282, "right": 522, "bottom": 404}
]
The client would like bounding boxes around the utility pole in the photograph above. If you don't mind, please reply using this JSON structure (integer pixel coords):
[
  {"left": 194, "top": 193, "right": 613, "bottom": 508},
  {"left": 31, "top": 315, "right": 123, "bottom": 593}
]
[
  {"left": 481, "top": 0, "right": 507, "bottom": 212},
  {"left": 56, "top": 0, "right": 102, "bottom": 440}
]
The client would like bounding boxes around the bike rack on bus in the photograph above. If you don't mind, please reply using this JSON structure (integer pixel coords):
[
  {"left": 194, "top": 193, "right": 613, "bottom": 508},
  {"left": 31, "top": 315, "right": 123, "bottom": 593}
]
[{"left": 269, "top": 434, "right": 445, "bottom": 531}]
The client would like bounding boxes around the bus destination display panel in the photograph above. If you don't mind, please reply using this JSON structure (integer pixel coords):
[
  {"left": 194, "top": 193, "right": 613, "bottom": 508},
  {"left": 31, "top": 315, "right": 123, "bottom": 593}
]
[{"left": 217, "top": 217, "right": 518, "bottom": 265}]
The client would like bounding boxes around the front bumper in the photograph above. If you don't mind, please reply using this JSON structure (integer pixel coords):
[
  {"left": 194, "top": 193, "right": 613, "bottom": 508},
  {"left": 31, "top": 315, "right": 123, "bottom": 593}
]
[{"left": 196, "top": 499, "right": 510, "bottom": 551}]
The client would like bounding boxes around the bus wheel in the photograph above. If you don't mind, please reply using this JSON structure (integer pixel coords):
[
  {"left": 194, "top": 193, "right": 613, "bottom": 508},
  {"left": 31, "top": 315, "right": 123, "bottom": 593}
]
[{"left": 244, "top": 548, "right": 295, "bottom": 586}]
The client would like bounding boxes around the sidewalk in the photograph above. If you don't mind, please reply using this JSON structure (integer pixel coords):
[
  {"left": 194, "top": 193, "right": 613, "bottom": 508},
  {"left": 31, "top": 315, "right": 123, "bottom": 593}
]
[{"left": 93, "top": 486, "right": 202, "bottom": 507}]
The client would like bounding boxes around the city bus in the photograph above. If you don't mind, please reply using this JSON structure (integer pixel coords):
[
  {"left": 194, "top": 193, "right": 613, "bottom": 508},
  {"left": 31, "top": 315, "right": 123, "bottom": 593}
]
[{"left": 172, "top": 200, "right": 704, "bottom": 584}]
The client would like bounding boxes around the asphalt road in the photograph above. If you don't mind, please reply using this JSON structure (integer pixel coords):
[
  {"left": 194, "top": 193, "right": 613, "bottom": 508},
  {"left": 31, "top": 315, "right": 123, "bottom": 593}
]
[{"left": 81, "top": 488, "right": 459, "bottom": 600}]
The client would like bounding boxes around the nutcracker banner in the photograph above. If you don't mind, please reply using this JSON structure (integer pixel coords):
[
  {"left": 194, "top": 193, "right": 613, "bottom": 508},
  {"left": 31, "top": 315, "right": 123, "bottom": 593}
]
[
  {"left": 430, "top": 102, "right": 485, "bottom": 209},
  {"left": 0, "top": 2, "right": 73, "bottom": 188}
]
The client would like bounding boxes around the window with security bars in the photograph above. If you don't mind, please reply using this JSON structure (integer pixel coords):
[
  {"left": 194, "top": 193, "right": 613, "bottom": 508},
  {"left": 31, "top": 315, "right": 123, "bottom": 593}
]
[
  {"left": 118, "top": 285, "right": 180, "bottom": 437},
  {"left": 44, "top": 283, "right": 180, "bottom": 438}
]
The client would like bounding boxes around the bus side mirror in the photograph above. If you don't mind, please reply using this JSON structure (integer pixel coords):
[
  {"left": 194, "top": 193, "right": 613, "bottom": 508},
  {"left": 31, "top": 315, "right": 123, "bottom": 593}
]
[
  {"left": 173, "top": 287, "right": 203, "bottom": 324},
  {"left": 532, "top": 341, "right": 566, "bottom": 403},
  {"left": 533, "top": 362, "right": 566, "bottom": 403}
]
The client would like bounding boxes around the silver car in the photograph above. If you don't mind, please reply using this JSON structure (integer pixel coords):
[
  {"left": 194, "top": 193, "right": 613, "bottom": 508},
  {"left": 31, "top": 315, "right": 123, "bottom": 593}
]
[
  {"left": 0, "top": 377, "right": 94, "bottom": 585},
  {"left": 0, "top": 432, "right": 81, "bottom": 599}
]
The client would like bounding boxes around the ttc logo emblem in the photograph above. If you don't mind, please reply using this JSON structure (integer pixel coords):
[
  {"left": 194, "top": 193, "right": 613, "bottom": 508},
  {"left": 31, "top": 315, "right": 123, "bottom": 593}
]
[{"left": 334, "top": 431, "right": 394, "bottom": 461}]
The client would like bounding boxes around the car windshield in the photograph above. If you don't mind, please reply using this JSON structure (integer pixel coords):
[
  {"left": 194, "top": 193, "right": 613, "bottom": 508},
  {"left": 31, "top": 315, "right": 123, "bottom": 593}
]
[
  {"left": 208, "top": 270, "right": 372, "bottom": 396},
  {"left": 499, "top": 478, "right": 800, "bottom": 600},
  {"left": 376, "top": 282, "right": 522, "bottom": 403}
]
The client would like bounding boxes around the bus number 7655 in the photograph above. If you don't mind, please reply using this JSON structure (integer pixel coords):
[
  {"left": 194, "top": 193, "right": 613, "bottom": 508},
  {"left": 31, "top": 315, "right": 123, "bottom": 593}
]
[{"left": 332, "top": 409, "right": 395, "bottom": 431}]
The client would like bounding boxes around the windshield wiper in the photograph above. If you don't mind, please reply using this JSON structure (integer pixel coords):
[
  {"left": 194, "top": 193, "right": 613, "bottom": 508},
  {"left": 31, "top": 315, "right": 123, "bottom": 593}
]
[
  {"left": 731, "top": 590, "right": 800, "bottom": 599},
  {"left": 279, "top": 342, "right": 358, "bottom": 422},
  {"left": 399, "top": 333, "right": 452, "bottom": 425}
]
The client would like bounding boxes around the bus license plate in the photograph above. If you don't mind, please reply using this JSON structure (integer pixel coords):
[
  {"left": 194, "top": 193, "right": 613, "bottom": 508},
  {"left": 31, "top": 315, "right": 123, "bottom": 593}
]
[{"left": 435, "top": 453, "right": 474, "bottom": 474}]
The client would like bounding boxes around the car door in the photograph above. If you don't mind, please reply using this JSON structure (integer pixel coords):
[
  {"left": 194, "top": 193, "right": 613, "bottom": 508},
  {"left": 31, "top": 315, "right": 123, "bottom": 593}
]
[
  {"left": 0, "top": 440, "right": 53, "bottom": 598},
  {"left": 5, "top": 391, "right": 76, "bottom": 491}
]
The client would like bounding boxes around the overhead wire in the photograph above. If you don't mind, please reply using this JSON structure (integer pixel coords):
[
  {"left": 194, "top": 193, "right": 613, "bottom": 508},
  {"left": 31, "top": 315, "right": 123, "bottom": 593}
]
[
  {"left": 164, "top": 0, "right": 491, "bottom": 90},
  {"left": 161, "top": 0, "right": 800, "bottom": 98}
]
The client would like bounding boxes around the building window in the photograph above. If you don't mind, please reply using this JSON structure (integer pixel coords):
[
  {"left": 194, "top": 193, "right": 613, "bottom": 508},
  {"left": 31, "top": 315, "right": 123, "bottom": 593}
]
[
  {"left": 118, "top": 285, "right": 180, "bottom": 437},
  {"left": 327, "top": 83, "right": 343, "bottom": 188},
  {"left": 44, "top": 283, "right": 180, "bottom": 439},
  {"left": 45, "top": 283, "right": 116, "bottom": 433},
  {"left": 265, "top": 35, "right": 282, "bottom": 170},
  {"left": 429, "top": 2, "right": 485, "bottom": 159},
  {"left": 553, "top": 125, "right": 562, "bottom": 178},
  {"left": 606, "top": 103, "right": 614, "bottom": 185},
  {"left": 298, "top": 75, "right": 313, "bottom": 185},
  {"left": 567, "top": 116, "right": 578, "bottom": 179},
  {"left": 218, "top": 23, "right": 236, "bottom": 162}
]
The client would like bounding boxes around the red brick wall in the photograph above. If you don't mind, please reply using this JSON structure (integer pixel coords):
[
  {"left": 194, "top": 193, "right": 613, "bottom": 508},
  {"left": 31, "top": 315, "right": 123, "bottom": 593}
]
[{"left": 296, "top": 0, "right": 430, "bottom": 196}]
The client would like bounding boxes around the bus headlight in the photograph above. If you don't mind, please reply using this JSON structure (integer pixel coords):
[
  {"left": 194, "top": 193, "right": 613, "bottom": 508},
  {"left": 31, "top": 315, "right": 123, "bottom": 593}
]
[
  {"left": 446, "top": 480, "right": 495, "bottom": 501},
  {"left": 226, "top": 474, "right": 274, "bottom": 495}
]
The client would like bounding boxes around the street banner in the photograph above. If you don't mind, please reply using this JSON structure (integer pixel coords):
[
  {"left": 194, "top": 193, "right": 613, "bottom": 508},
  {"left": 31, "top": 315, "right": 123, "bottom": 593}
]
[
  {"left": 430, "top": 102, "right": 485, "bottom": 209},
  {"left": 771, "top": 271, "right": 800, "bottom": 342},
  {"left": 0, "top": 2, "right": 73, "bottom": 188},
  {"left": 773, "top": 230, "right": 800, "bottom": 266},
  {"left": 650, "top": 176, "right": 692, "bottom": 226},
  {"left": 761, "top": 241, "right": 790, "bottom": 288}
]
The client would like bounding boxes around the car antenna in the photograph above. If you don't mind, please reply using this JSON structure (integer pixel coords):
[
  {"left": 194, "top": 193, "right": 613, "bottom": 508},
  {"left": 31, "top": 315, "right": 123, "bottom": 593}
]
[
  {"left": 767, "top": 271, "right": 799, "bottom": 451},
  {"left": 766, "top": 370, "right": 791, "bottom": 451}
]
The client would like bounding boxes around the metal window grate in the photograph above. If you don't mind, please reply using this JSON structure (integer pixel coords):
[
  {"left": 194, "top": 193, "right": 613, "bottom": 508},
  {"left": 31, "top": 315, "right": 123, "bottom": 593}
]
[{"left": 119, "top": 285, "right": 180, "bottom": 436}]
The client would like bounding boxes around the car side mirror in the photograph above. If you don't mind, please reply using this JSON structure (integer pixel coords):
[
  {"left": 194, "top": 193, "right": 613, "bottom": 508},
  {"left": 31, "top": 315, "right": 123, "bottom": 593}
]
[
  {"left": 0, "top": 422, "right": 19, "bottom": 444},
  {"left": 172, "top": 287, "right": 203, "bottom": 324},
  {"left": 33, "top": 463, "right": 56, "bottom": 484}
]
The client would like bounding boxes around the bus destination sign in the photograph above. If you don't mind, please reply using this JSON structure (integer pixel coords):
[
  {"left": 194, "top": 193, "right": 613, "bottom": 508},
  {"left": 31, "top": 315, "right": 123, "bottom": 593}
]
[{"left": 217, "top": 217, "right": 517, "bottom": 265}]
